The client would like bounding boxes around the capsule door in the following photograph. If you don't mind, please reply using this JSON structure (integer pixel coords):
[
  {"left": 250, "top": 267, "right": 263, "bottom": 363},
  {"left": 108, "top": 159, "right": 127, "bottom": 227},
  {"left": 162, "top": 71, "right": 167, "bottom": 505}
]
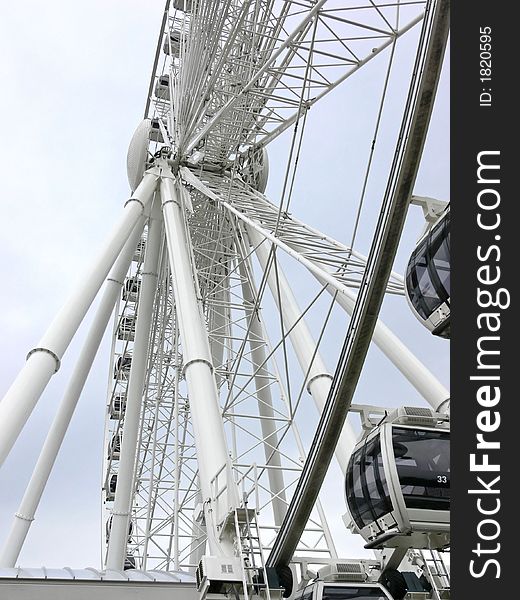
[
  {"left": 345, "top": 430, "right": 395, "bottom": 543},
  {"left": 405, "top": 207, "right": 450, "bottom": 337},
  {"left": 380, "top": 423, "right": 450, "bottom": 543},
  {"left": 303, "top": 581, "right": 393, "bottom": 600},
  {"left": 346, "top": 423, "right": 450, "bottom": 549}
]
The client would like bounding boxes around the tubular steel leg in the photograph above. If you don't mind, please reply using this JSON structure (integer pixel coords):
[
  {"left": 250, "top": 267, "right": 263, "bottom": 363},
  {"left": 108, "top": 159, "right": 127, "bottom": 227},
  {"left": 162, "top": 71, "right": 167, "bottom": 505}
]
[
  {"left": 0, "top": 219, "right": 146, "bottom": 568},
  {"left": 0, "top": 171, "right": 159, "bottom": 469},
  {"left": 160, "top": 171, "right": 239, "bottom": 556},
  {"left": 249, "top": 226, "right": 357, "bottom": 473},
  {"left": 237, "top": 247, "right": 288, "bottom": 526},
  {"left": 219, "top": 196, "right": 448, "bottom": 410},
  {"left": 309, "top": 266, "right": 449, "bottom": 410},
  {"left": 106, "top": 198, "right": 163, "bottom": 571}
]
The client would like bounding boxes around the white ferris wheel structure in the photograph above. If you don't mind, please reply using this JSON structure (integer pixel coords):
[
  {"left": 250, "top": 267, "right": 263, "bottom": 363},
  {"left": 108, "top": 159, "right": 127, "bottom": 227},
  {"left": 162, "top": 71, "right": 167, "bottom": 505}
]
[{"left": 0, "top": 1, "right": 450, "bottom": 599}]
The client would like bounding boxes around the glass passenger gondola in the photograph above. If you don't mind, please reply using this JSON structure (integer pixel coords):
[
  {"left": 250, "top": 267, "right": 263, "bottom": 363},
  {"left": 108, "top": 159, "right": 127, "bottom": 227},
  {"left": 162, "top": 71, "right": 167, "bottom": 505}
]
[
  {"left": 163, "top": 30, "right": 182, "bottom": 57},
  {"left": 108, "top": 433, "right": 122, "bottom": 460},
  {"left": 133, "top": 238, "right": 146, "bottom": 262},
  {"left": 345, "top": 407, "right": 450, "bottom": 550},
  {"left": 149, "top": 118, "right": 164, "bottom": 143},
  {"left": 114, "top": 354, "right": 132, "bottom": 379},
  {"left": 293, "top": 581, "right": 393, "bottom": 600},
  {"left": 109, "top": 393, "right": 126, "bottom": 419},
  {"left": 405, "top": 205, "right": 450, "bottom": 338},
  {"left": 154, "top": 74, "right": 170, "bottom": 101},
  {"left": 117, "top": 315, "right": 136, "bottom": 341},
  {"left": 122, "top": 277, "right": 141, "bottom": 301},
  {"left": 106, "top": 515, "right": 133, "bottom": 543},
  {"left": 124, "top": 554, "right": 136, "bottom": 570},
  {"left": 106, "top": 473, "right": 117, "bottom": 502},
  {"left": 173, "top": 0, "right": 192, "bottom": 11}
]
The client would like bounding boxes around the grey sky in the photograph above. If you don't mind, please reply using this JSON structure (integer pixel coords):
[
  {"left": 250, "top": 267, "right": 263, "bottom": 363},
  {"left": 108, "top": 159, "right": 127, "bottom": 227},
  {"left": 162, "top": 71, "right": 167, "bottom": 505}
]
[{"left": 0, "top": 1, "right": 449, "bottom": 568}]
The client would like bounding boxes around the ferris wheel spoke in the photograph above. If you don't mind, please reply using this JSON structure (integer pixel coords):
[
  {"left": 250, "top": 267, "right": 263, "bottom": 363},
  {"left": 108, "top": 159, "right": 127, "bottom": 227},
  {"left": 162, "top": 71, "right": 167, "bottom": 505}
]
[
  {"left": 0, "top": 0, "right": 449, "bottom": 585},
  {"left": 180, "top": 167, "right": 448, "bottom": 409}
]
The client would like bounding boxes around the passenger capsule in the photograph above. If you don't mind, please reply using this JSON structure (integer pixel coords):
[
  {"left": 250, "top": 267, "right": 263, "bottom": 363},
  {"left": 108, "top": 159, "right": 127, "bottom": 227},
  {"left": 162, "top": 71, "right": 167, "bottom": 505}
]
[
  {"left": 133, "top": 238, "right": 146, "bottom": 263},
  {"left": 122, "top": 277, "right": 141, "bottom": 302},
  {"left": 114, "top": 354, "right": 132, "bottom": 379},
  {"left": 154, "top": 74, "right": 170, "bottom": 101},
  {"left": 106, "top": 473, "right": 117, "bottom": 502},
  {"left": 163, "top": 30, "right": 182, "bottom": 58},
  {"left": 110, "top": 393, "right": 127, "bottom": 419},
  {"left": 293, "top": 580, "right": 393, "bottom": 600},
  {"left": 345, "top": 407, "right": 450, "bottom": 550},
  {"left": 108, "top": 433, "right": 122, "bottom": 460},
  {"left": 173, "top": 0, "right": 192, "bottom": 11},
  {"left": 106, "top": 515, "right": 133, "bottom": 543},
  {"left": 149, "top": 118, "right": 164, "bottom": 143},
  {"left": 405, "top": 206, "right": 450, "bottom": 338},
  {"left": 117, "top": 315, "right": 136, "bottom": 341}
]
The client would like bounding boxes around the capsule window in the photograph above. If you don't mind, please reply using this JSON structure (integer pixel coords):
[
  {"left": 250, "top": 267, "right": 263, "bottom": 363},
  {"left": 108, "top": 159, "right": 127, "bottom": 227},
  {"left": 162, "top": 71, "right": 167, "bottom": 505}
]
[
  {"left": 322, "top": 586, "right": 389, "bottom": 600},
  {"left": 110, "top": 393, "right": 126, "bottom": 419},
  {"left": 163, "top": 30, "right": 182, "bottom": 57},
  {"left": 406, "top": 210, "right": 450, "bottom": 321},
  {"left": 106, "top": 515, "right": 133, "bottom": 542},
  {"left": 407, "top": 251, "right": 440, "bottom": 319},
  {"left": 133, "top": 239, "right": 146, "bottom": 262},
  {"left": 114, "top": 355, "right": 132, "bottom": 378},
  {"left": 149, "top": 119, "right": 164, "bottom": 143},
  {"left": 346, "top": 436, "right": 392, "bottom": 530},
  {"left": 392, "top": 427, "right": 450, "bottom": 511},
  {"left": 124, "top": 277, "right": 141, "bottom": 296},
  {"left": 154, "top": 75, "right": 171, "bottom": 101},
  {"left": 429, "top": 217, "right": 450, "bottom": 297},
  {"left": 173, "top": 0, "right": 192, "bottom": 11},
  {"left": 108, "top": 434, "right": 121, "bottom": 459}
]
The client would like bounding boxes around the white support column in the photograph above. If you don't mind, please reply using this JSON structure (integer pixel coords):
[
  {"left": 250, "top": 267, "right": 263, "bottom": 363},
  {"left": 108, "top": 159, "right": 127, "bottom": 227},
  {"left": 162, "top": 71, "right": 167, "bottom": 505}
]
[
  {"left": 0, "top": 219, "right": 146, "bottom": 568},
  {"left": 160, "top": 170, "right": 239, "bottom": 556},
  {"left": 237, "top": 254, "right": 288, "bottom": 525},
  {"left": 0, "top": 171, "right": 159, "bottom": 469},
  {"left": 106, "top": 198, "right": 163, "bottom": 571},
  {"left": 188, "top": 487, "right": 207, "bottom": 572},
  {"left": 248, "top": 227, "right": 357, "bottom": 474},
  {"left": 208, "top": 285, "right": 227, "bottom": 390}
]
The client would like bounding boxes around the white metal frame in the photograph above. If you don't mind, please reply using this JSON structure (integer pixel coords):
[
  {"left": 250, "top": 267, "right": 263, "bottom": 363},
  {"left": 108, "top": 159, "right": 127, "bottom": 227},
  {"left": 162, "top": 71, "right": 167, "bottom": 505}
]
[{"left": 0, "top": 4, "right": 449, "bottom": 596}]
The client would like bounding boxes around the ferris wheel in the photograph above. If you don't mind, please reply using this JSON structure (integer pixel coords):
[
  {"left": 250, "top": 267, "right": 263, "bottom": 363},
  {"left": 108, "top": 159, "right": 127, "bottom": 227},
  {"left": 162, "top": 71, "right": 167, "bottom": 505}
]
[{"left": 0, "top": 1, "right": 450, "bottom": 599}]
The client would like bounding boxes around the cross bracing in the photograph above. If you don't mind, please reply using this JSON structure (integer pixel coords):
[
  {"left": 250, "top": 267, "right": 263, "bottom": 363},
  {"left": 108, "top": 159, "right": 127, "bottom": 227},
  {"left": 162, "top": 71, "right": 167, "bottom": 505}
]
[
  {"left": 0, "top": 2, "right": 449, "bottom": 593},
  {"left": 146, "top": 0, "right": 427, "bottom": 164}
]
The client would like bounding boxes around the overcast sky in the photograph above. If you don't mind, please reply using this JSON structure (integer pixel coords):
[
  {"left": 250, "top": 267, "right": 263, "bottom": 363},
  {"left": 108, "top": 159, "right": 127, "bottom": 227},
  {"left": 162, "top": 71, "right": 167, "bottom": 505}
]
[{"left": 0, "top": 1, "right": 449, "bottom": 569}]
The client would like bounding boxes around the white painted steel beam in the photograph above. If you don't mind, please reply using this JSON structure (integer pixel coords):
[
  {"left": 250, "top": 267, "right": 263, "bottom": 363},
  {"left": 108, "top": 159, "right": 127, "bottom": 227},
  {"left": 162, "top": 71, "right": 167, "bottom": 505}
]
[
  {"left": 237, "top": 250, "right": 288, "bottom": 525},
  {"left": 185, "top": 0, "right": 329, "bottom": 155},
  {"left": 218, "top": 196, "right": 448, "bottom": 411},
  {"left": 106, "top": 198, "right": 163, "bottom": 570},
  {"left": 248, "top": 226, "right": 357, "bottom": 474},
  {"left": 0, "top": 171, "right": 159, "bottom": 469},
  {"left": 160, "top": 167, "right": 239, "bottom": 556},
  {"left": 0, "top": 220, "right": 146, "bottom": 568},
  {"left": 255, "top": 14, "right": 424, "bottom": 150},
  {"left": 310, "top": 268, "right": 449, "bottom": 410}
]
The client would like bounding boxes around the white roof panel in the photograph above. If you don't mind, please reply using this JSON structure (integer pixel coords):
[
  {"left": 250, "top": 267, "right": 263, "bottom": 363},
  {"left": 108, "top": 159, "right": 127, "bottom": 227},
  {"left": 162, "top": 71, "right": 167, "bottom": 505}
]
[{"left": 0, "top": 567, "right": 196, "bottom": 583}]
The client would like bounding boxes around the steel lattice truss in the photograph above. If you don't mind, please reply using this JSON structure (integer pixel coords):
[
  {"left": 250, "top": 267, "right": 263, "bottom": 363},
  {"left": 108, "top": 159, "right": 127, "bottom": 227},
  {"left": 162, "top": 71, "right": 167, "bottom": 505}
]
[
  {"left": 100, "top": 0, "right": 438, "bottom": 573},
  {"left": 148, "top": 0, "right": 427, "bottom": 160},
  {"left": 0, "top": 0, "right": 450, "bottom": 585},
  {"left": 102, "top": 178, "right": 427, "bottom": 569}
]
